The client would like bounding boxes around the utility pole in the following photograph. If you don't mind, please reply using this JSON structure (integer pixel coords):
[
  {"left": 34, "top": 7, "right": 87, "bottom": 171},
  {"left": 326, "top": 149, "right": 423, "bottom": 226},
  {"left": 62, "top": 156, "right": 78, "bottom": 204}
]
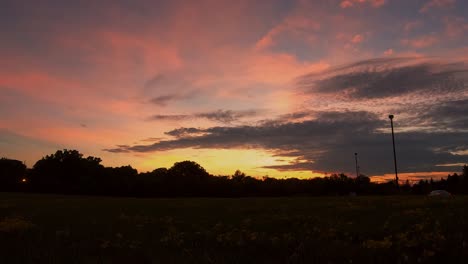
[
  {"left": 389, "top": 115, "right": 399, "bottom": 188},
  {"left": 354, "top": 153, "right": 360, "bottom": 178}
]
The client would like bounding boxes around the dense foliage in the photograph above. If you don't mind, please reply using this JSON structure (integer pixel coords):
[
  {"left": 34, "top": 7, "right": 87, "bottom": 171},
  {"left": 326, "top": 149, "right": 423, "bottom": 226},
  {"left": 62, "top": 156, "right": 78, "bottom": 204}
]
[
  {"left": 1, "top": 149, "right": 467, "bottom": 197},
  {"left": 0, "top": 158, "right": 26, "bottom": 191}
]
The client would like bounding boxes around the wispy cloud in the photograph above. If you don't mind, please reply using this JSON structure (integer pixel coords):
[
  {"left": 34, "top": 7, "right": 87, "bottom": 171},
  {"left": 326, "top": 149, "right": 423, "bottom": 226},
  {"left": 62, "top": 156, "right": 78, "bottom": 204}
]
[
  {"left": 401, "top": 35, "right": 438, "bottom": 48},
  {"left": 383, "top": 49, "right": 394, "bottom": 56},
  {"left": 443, "top": 16, "right": 468, "bottom": 38},
  {"left": 196, "top": 109, "right": 262, "bottom": 123},
  {"left": 147, "top": 109, "right": 265, "bottom": 124},
  {"left": 409, "top": 99, "right": 468, "bottom": 131},
  {"left": 403, "top": 21, "right": 423, "bottom": 33},
  {"left": 144, "top": 74, "right": 165, "bottom": 89},
  {"left": 420, "top": 0, "right": 456, "bottom": 13},
  {"left": 340, "top": 0, "right": 386, "bottom": 9},
  {"left": 147, "top": 114, "right": 189, "bottom": 121},
  {"left": 254, "top": 16, "right": 320, "bottom": 51},
  {"left": 140, "top": 137, "right": 163, "bottom": 142},
  {"left": 351, "top": 34, "right": 364, "bottom": 44},
  {"left": 297, "top": 57, "right": 468, "bottom": 100},
  {"left": 164, "top": 127, "right": 206, "bottom": 138},
  {"left": 149, "top": 92, "right": 196, "bottom": 106}
]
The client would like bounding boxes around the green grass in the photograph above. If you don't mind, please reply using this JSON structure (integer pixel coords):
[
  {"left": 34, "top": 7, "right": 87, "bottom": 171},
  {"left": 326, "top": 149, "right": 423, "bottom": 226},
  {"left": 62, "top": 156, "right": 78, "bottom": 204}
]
[{"left": 1, "top": 193, "right": 467, "bottom": 263}]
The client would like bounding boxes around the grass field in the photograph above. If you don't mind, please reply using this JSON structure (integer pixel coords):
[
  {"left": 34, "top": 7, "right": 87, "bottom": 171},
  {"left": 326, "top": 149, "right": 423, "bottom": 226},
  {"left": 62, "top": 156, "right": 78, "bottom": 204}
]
[{"left": 1, "top": 193, "right": 467, "bottom": 263}]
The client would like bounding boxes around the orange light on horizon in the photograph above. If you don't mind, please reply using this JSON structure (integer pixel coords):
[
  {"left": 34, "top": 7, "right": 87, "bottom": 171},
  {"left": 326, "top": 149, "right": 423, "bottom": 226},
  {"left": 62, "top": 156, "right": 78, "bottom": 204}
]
[{"left": 135, "top": 148, "right": 324, "bottom": 179}]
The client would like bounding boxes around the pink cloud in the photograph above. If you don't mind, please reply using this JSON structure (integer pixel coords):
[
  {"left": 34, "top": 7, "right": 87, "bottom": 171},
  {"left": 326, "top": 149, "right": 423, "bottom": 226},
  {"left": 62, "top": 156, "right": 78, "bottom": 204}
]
[
  {"left": 254, "top": 0, "right": 373, "bottom": 65},
  {"left": 255, "top": 16, "right": 320, "bottom": 50},
  {"left": 340, "top": 0, "right": 386, "bottom": 8},
  {"left": 383, "top": 48, "right": 394, "bottom": 56},
  {"left": 401, "top": 35, "right": 439, "bottom": 48},
  {"left": 0, "top": 72, "right": 83, "bottom": 102},
  {"left": 419, "top": 0, "right": 456, "bottom": 13},
  {"left": 340, "top": 1, "right": 354, "bottom": 8},
  {"left": 351, "top": 34, "right": 364, "bottom": 44},
  {"left": 255, "top": 35, "right": 275, "bottom": 51},
  {"left": 245, "top": 53, "right": 329, "bottom": 85},
  {"left": 443, "top": 46, "right": 468, "bottom": 60},
  {"left": 443, "top": 16, "right": 468, "bottom": 38}
]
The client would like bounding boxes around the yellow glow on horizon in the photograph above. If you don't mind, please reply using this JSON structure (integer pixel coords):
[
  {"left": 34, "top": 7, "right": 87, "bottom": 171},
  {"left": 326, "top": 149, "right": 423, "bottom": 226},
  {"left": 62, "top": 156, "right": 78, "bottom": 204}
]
[{"left": 136, "top": 148, "right": 325, "bottom": 179}]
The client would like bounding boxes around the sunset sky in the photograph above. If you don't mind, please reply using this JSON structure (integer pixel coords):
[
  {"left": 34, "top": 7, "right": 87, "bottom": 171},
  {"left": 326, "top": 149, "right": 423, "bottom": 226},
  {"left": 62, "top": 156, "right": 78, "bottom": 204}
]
[{"left": 1, "top": 0, "right": 467, "bottom": 182}]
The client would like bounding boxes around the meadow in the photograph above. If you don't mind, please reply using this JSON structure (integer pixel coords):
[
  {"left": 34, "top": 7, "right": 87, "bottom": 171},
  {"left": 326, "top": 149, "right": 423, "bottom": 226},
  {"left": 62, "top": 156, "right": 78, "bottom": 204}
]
[{"left": 1, "top": 193, "right": 467, "bottom": 263}]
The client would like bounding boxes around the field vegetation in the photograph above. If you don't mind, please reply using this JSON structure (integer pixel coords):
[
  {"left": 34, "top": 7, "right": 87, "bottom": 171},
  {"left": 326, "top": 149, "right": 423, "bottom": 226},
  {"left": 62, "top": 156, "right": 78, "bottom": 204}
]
[{"left": 1, "top": 193, "right": 467, "bottom": 263}]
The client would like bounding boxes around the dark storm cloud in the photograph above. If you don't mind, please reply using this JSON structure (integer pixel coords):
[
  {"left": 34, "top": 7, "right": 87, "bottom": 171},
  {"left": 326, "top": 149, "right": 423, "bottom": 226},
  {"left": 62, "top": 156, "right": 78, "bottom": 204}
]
[
  {"left": 297, "top": 58, "right": 468, "bottom": 99},
  {"left": 104, "top": 110, "right": 468, "bottom": 175},
  {"left": 147, "top": 109, "right": 264, "bottom": 123}
]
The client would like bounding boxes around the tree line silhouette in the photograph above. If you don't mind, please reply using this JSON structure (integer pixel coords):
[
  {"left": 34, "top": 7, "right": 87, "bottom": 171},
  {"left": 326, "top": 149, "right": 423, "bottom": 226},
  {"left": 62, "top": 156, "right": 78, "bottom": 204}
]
[{"left": 1, "top": 149, "right": 467, "bottom": 197}]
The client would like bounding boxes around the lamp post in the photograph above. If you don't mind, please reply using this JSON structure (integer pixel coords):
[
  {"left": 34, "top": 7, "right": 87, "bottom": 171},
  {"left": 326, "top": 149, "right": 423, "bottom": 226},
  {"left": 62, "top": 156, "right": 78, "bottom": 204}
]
[
  {"left": 354, "top": 153, "right": 360, "bottom": 178},
  {"left": 389, "top": 115, "right": 399, "bottom": 187}
]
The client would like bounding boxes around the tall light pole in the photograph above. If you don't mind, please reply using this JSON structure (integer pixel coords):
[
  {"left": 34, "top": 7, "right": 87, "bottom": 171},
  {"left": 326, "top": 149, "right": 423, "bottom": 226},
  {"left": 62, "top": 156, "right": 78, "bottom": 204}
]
[
  {"left": 389, "top": 115, "right": 399, "bottom": 187},
  {"left": 354, "top": 153, "right": 360, "bottom": 178}
]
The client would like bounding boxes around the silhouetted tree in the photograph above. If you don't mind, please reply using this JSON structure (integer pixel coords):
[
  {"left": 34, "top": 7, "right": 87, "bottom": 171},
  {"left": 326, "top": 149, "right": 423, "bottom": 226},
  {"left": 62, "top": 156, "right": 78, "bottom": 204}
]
[
  {"left": 168, "top": 161, "right": 209, "bottom": 178},
  {"left": 0, "top": 158, "right": 26, "bottom": 191},
  {"left": 167, "top": 161, "right": 210, "bottom": 196},
  {"left": 354, "top": 174, "right": 371, "bottom": 194},
  {"left": 101, "top": 165, "right": 139, "bottom": 196},
  {"left": 137, "top": 168, "right": 167, "bottom": 196},
  {"left": 31, "top": 149, "right": 104, "bottom": 193},
  {"left": 3, "top": 149, "right": 468, "bottom": 197}
]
